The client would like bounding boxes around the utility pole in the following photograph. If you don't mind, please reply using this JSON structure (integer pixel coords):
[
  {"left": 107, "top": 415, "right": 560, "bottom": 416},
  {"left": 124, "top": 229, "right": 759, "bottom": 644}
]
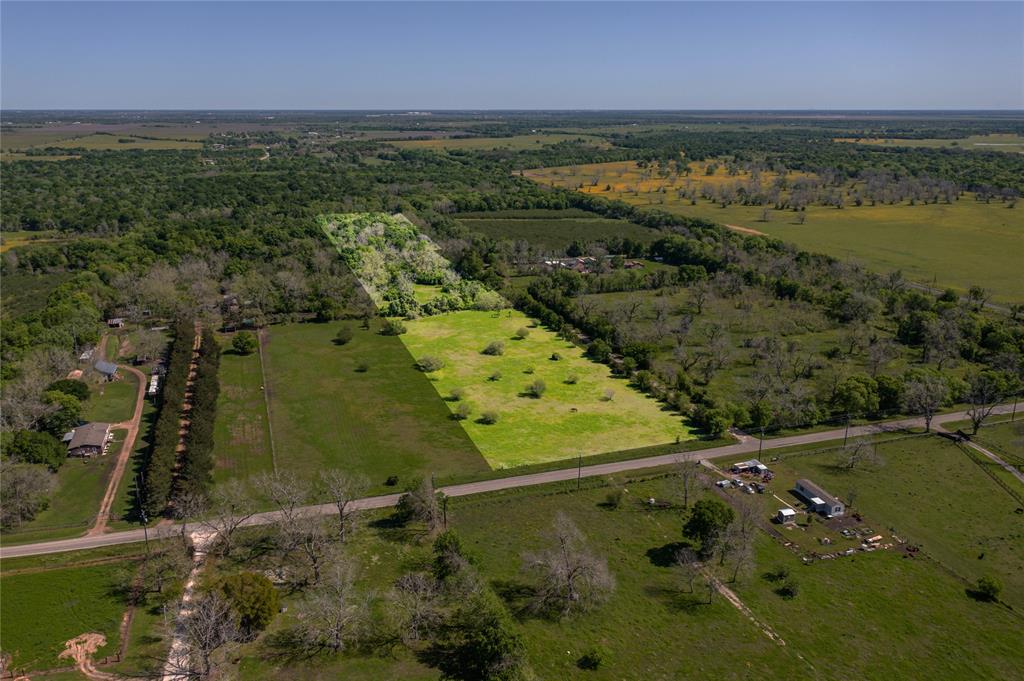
[
  {"left": 577, "top": 454, "right": 583, "bottom": 491},
  {"left": 758, "top": 425, "right": 765, "bottom": 457},
  {"left": 843, "top": 414, "right": 851, "bottom": 447},
  {"left": 134, "top": 473, "right": 149, "bottom": 556},
  {"left": 1012, "top": 394, "right": 1018, "bottom": 422}
]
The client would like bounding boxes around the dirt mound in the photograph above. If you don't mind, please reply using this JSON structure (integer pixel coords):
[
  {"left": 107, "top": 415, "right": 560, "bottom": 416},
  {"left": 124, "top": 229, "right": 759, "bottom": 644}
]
[{"left": 59, "top": 633, "right": 122, "bottom": 680}]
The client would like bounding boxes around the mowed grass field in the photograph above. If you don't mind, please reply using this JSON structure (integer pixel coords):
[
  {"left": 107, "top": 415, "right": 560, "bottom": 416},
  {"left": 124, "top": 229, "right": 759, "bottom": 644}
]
[
  {"left": 257, "top": 321, "right": 488, "bottom": 488},
  {"left": 391, "top": 133, "right": 608, "bottom": 151},
  {"left": 527, "top": 161, "right": 1024, "bottom": 302},
  {"left": 82, "top": 373, "right": 138, "bottom": 424},
  {"left": 455, "top": 208, "right": 661, "bottom": 251},
  {"left": 212, "top": 338, "right": 274, "bottom": 483},
  {"left": 398, "top": 309, "right": 690, "bottom": 468}
]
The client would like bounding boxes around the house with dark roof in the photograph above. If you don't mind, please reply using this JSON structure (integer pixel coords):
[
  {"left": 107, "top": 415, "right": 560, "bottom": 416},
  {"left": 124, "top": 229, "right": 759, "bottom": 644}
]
[
  {"left": 794, "top": 478, "right": 846, "bottom": 517},
  {"left": 65, "top": 422, "right": 112, "bottom": 457},
  {"left": 95, "top": 360, "right": 119, "bottom": 381}
]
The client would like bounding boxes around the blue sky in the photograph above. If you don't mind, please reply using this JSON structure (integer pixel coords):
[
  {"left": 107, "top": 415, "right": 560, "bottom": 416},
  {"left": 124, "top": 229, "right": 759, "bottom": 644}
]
[{"left": 2, "top": 1, "right": 1021, "bottom": 109}]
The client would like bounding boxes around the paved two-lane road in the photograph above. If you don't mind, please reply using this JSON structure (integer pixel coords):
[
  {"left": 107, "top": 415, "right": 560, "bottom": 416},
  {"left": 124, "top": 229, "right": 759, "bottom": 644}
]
[{"left": 2, "top": 405, "right": 1017, "bottom": 559}]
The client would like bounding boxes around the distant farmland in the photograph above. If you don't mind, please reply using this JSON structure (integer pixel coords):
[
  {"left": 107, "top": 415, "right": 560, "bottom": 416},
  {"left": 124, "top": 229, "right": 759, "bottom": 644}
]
[
  {"left": 391, "top": 132, "right": 608, "bottom": 151},
  {"left": 526, "top": 160, "right": 1024, "bottom": 302},
  {"left": 456, "top": 208, "right": 661, "bottom": 251}
]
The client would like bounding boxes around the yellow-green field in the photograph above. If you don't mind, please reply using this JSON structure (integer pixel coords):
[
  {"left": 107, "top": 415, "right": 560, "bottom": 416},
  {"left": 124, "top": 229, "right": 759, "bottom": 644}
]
[
  {"left": 0, "top": 231, "right": 71, "bottom": 253},
  {"left": 526, "top": 161, "right": 1024, "bottom": 302},
  {"left": 391, "top": 133, "right": 608, "bottom": 151},
  {"left": 399, "top": 309, "right": 690, "bottom": 468},
  {"left": 835, "top": 133, "right": 1024, "bottom": 152}
]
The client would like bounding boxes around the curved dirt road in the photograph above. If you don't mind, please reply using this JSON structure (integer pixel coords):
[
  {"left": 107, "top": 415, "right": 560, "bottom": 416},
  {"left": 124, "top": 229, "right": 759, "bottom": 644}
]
[{"left": 88, "top": 364, "right": 148, "bottom": 536}]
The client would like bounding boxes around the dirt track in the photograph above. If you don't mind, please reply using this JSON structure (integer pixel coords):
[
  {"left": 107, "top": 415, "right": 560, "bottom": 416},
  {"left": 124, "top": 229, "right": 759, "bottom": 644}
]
[{"left": 88, "top": 364, "right": 148, "bottom": 536}]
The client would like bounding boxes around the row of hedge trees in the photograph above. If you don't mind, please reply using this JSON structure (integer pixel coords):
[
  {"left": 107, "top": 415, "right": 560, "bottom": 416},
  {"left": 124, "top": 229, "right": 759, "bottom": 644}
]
[
  {"left": 142, "top": 318, "right": 194, "bottom": 516},
  {"left": 178, "top": 328, "right": 220, "bottom": 498}
]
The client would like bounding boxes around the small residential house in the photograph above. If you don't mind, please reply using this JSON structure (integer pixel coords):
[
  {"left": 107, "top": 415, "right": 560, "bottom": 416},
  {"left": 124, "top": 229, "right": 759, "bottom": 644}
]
[
  {"left": 64, "top": 422, "right": 112, "bottom": 457},
  {"left": 776, "top": 508, "right": 797, "bottom": 524},
  {"left": 95, "top": 359, "right": 119, "bottom": 381},
  {"left": 106, "top": 317, "right": 126, "bottom": 328},
  {"left": 794, "top": 479, "right": 846, "bottom": 517}
]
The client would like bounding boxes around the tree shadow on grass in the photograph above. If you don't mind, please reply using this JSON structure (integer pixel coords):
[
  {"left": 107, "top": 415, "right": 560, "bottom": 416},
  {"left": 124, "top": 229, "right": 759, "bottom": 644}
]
[
  {"left": 491, "top": 578, "right": 548, "bottom": 621},
  {"left": 642, "top": 583, "right": 710, "bottom": 613},
  {"left": 646, "top": 541, "right": 690, "bottom": 568},
  {"left": 367, "top": 512, "right": 429, "bottom": 545}
]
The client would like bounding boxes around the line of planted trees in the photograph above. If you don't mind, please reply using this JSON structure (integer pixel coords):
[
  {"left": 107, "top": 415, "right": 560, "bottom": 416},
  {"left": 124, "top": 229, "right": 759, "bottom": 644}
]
[
  {"left": 143, "top": 318, "right": 194, "bottom": 516},
  {"left": 178, "top": 328, "right": 220, "bottom": 497}
]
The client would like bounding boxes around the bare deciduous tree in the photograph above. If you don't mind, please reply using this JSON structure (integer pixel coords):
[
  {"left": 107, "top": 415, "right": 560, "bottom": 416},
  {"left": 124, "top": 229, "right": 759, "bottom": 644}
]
[
  {"left": 300, "top": 554, "right": 369, "bottom": 652},
  {"left": 674, "top": 546, "right": 702, "bottom": 593},
  {"left": 670, "top": 459, "right": 704, "bottom": 509},
  {"left": 902, "top": 374, "right": 949, "bottom": 431},
  {"left": 523, "top": 512, "right": 614, "bottom": 616},
  {"left": 317, "top": 470, "right": 369, "bottom": 543},
  {"left": 201, "top": 479, "right": 256, "bottom": 557},
  {"left": 398, "top": 477, "right": 442, "bottom": 534},
  {"left": 841, "top": 438, "right": 882, "bottom": 470},
  {"left": 388, "top": 572, "right": 443, "bottom": 645},
  {"left": 169, "top": 593, "right": 239, "bottom": 680}
]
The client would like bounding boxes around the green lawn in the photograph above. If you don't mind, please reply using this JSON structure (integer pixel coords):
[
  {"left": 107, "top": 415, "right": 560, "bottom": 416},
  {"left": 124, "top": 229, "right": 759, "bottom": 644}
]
[
  {"left": 257, "top": 321, "right": 488, "bottom": 489},
  {"left": 213, "top": 337, "right": 274, "bottom": 483},
  {"left": 108, "top": 397, "right": 158, "bottom": 529},
  {"left": 399, "top": 309, "right": 691, "bottom": 468},
  {"left": 0, "top": 431, "right": 124, "bottom": 545},
  {"left": 835, "top": 133, "right": 1024, "bottom": 152},
  {"left": 82, "top": 373, "right": 138, "bottom": 424}
]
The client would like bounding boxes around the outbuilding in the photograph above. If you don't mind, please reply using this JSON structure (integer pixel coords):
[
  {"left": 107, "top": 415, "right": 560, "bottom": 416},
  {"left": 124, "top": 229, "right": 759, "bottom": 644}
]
[
  {"left": 776, "top": 508, "right": 797, "bottom": 524},
  {"left": 95, "top": 360, "right": 119, "bottom": 381},
  {"left": 106, "top": 318, "right": 126, "bottom": 328}
]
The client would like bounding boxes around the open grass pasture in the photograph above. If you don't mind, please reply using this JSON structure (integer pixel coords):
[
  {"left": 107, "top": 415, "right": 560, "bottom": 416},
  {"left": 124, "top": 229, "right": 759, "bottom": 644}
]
[
  {"left": 0, "top": 561, "right": 126, "bottom": 671},
  {"left": 391, "top": 133, "right": 608, "bottom": 151},
  {"left": 223, "top": 468, "right": 1022, "bottom": 680},
  {"left": 455, "top": 208, "right": 661, "bottom": 251},
  {"left": 212, "top": 337, "right": 274, "bottom": 483},
  {"left": 256, "top": 321, "right": 488, "bottom": 488},
  {"left": 835, "top": 133, "right": 1024, "bottom": 152},
  {"left": 1, "top": 543, "right": 173, "bottom": 677},
  {"left": 398, "top": 309, "right": 691, "bottom": 468},
  {"left": 526, "top": 161, "right": 1024, "bottom": 301}
]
